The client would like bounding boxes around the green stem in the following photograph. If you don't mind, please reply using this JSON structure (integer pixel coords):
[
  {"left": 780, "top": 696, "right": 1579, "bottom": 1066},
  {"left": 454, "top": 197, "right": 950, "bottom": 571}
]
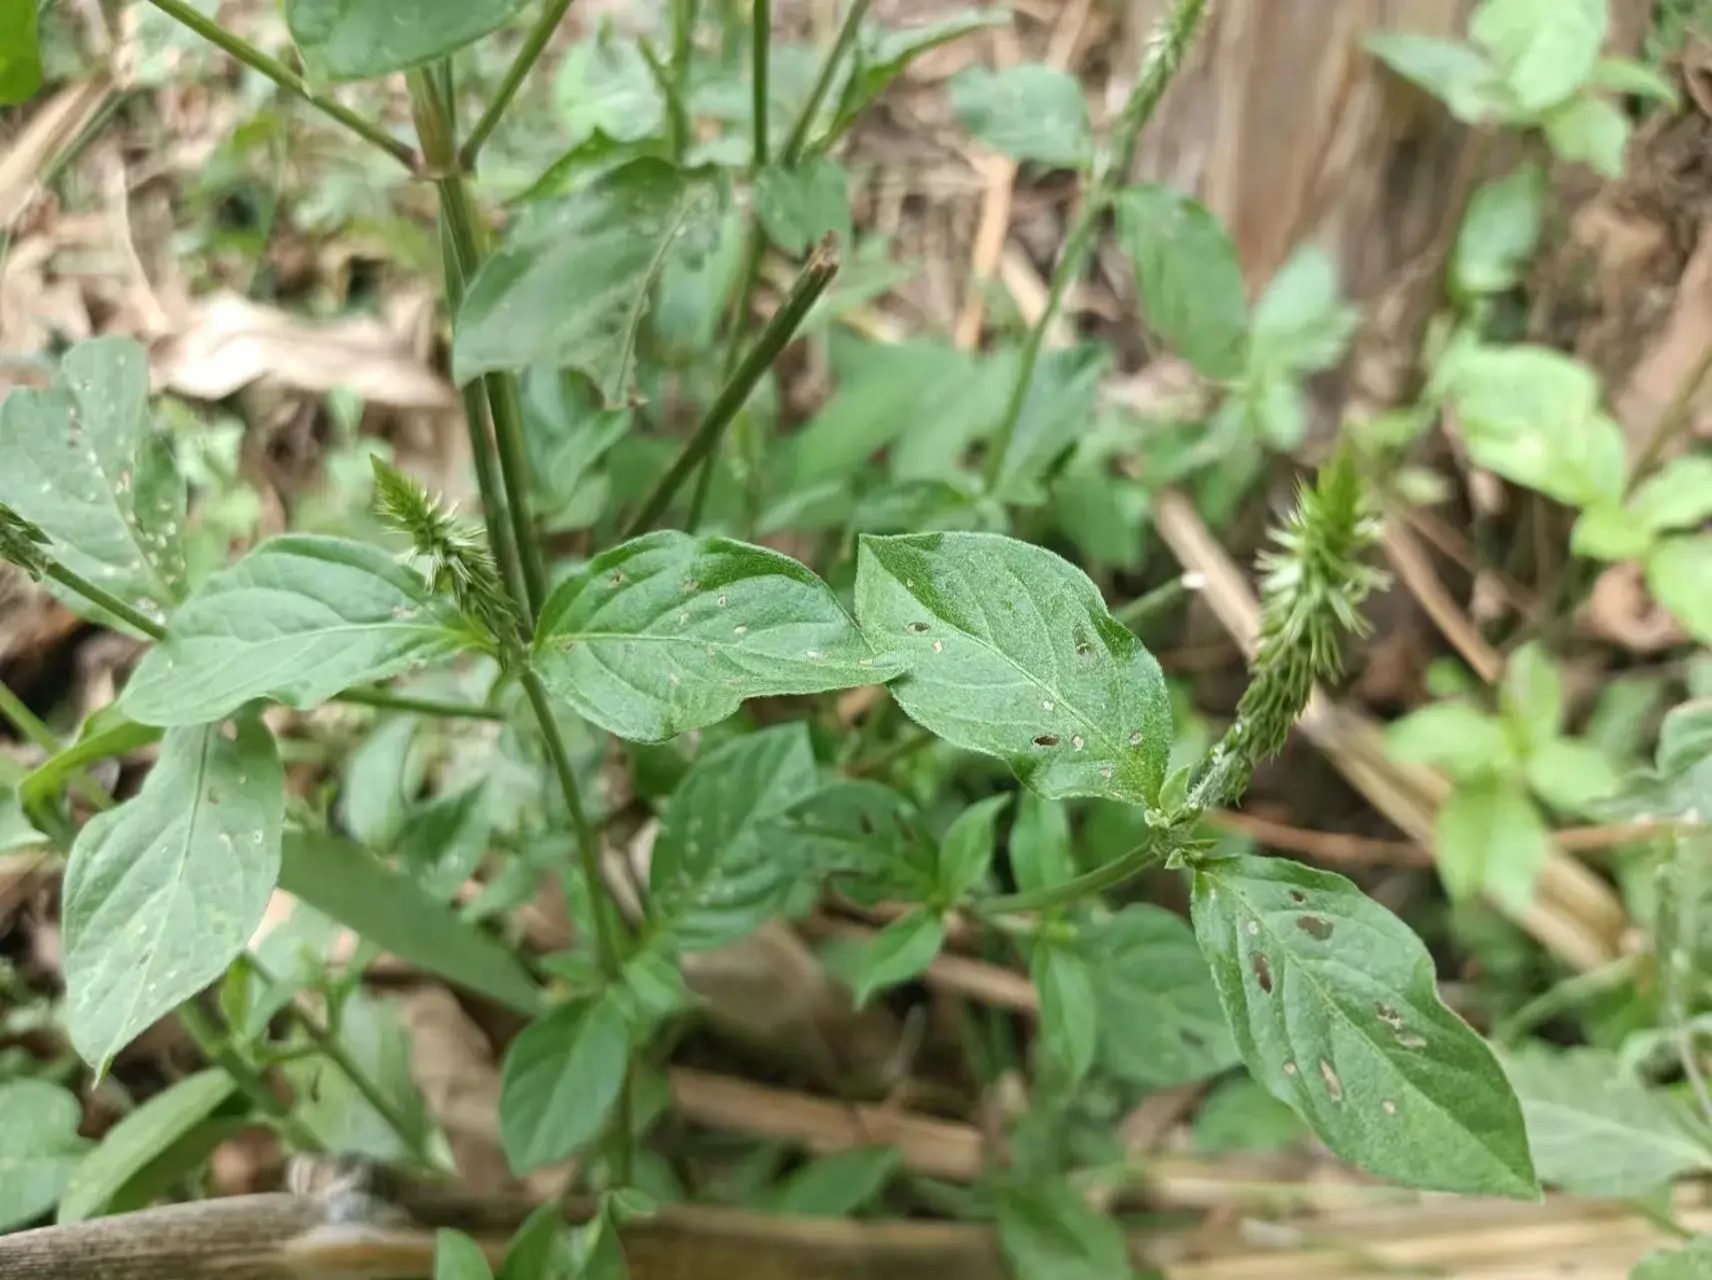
[
  {"left": 0, "top": 680, "right": 113, "bottom": 813},
  {"left": 624, "top": 241, "right": 840, "bottom": 536},
  {"left": 144, "top": 0, "right": 418, "bottom": 170},
  {"left": 750, "top": 0, "right": 771, "bottom": 170},
  {"left": 336, "top": 686, "right": 504, "bottom": 721},
  {"left": 251, "top": 955, "right": 435, "bottom": 1166},
  {"left": 1114, "top": 574, "right": 1195, "bottom": 630},
  {"left": 177, "top": 1000, "right": 323, "bottom": 1153},
  {"left": 981, "top": 0, "right": 1208, "bottom": 491},
  {"left": 460, "top": 0, "right": 578, "bottom": 169},
  {"left": 481, "top": 371, "right": 549, "bottom": 624},
  {"left": 42, "top": 561, "right": 166, "bottom": 641},
  {"left": 781, "top": 0, "right": 871, "bottom": 166},
  {"left": 978, "top": 826, "right": 1171, "bottom": 916}
]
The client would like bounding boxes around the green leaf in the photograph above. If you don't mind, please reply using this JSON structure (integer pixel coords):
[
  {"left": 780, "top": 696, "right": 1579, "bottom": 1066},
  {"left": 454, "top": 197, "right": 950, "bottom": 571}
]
[
  {"left": 754, "top": 157, "right": 853, "bottom": 255},
  {"left": 1249, "top": 246, "right": 1358, "bottom": 375},
  {"left": 56, "top": 1069, "right": 235, "bottom": 1223},
  {"left": 1525, "top": 738, "right": 1621, "bottom": 818},
  {"left": 1452, "top": 161, "right": 1547, "bottom": 297},
  {"left": 766, "top": 1146, "right": 901, "bottom": 1216},
  {"left": 759, "top": 779, "right": 934, "bottom": 895},
  {"left": 1502, "top": 1047, "right": 1712, "bottom": 1197},
  {"left": 1646, "top": 534, "right": 1712, "bottom": 646},
  {"left": 854, "top": 532, "right": 1172, "bottom": 805},
  {"left": 1010, "top": 792, "right": 1076, "bottom": 893},
  {"left": 1442, "top": 345, "right": 1626, "bottom": 506},
  {"left": 1191, "top": 854, "right": 1538, "bottom": 1198},
  {"left": 284, "top": 0, "right": 530, "bottom": 81},
  {"left": 0, "top": 336, "right": 186, "bottom": 617},
  {"left": 0, "top": 1081, "right": 90, "bottom": 1231},
  {"left": 278, "top": 831, "right": 542, "bottom": 1016},
  {"left": 1087, "top": 904, "right": 1238, "bottom": 1089},
  {"left": 499, "top": 995, "right": 630, "bottom": 1171},
  {"left": 1364, "top": 33, "right": 1511, "bottom": 122},
  {"left": 436, "top": 1230, "right": 497, "bottom": 1280},
  {"left": 1116, "top": 184, "right": 1249, "bottom": 380},
  {"left": 453, "top": 160, "right": 717, "bottom": 401},
  {"left": 1499, "top": 642, "right": 1563, "bottom": 749},
  {"left": 1571, "top": 500, "right": 1655, "bottom": 563},
  {"left": 649, "top": 724, "right": 820, "bottom": 951},
  {"left": 1385, "top": 701, "right": 1510, "bottom": 779},
  {"left": 935, "top": 794, "right": 1007, "bottom": 903},
  {"left": 1630, "top": 457, "right": 1712, "bottom": 534},
  {"left": 289, "top": 989, "right": 441, "bottom": 1165},
  {"left": 0, "top": 0, "right": 41, "bottom": 104},
  {"left": 1587, "top": 56, "right": 1680, "bottom": 107},
  {"left": 993, "top": 1176, "right": 1131, "bottom": 1280},
  {"left": 949, "top": 64, "right": 1092, "bottom": 168},
  {"left": 1658, "top": 698, "right": 1712, "bottom": 776},
  {"left": 339, "top": 715, "right": 427, "bottom": 850},
  {"left": 1633, "top": 1235, "right": 1712, "bottom": 1280},
  {"left": 63, "top": 716, "right": 283, "bottom": 1075},
  {"left": 1033, "top": 942, "right": 1098, "bottom": 1085},
  {"left": 1192, "top": 1076, "right": 1306, "bottom": 1155},
  {"left": 555, "top": 27, "right": 665, "bottom": 146},
  {"left": 121, "top": 535, "right": 467, "bottom": 727},
  {"left": 850, "top": 909, "right": 944, "bottom": 1007},
  {"left": 1470, "top": 0, "right": 1605, "bottom": 112},
  {"left": 19, "top": 710, "right": 160, "bottom": 815},
  {"left": 1542, "top": 94, "right": 1630, "bottom": 180},
  {"left": 534, "top": 530, "right": 899, "bottom": 743},
  {"left": 832, "top": 11, "right": 1011, "bottom": 135},
  {"left": 1435, "top": 776, "right": 1550, "bottom": 910}
]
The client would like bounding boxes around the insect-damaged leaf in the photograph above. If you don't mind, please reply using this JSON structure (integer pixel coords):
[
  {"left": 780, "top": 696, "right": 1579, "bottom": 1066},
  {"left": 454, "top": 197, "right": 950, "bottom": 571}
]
[
  {"left": 122, "top": 536, "right": 470, "bottom": 727},
  {"left": 534, "top": 530, "right": 900, "bottom": 742},
  {"left": 1190, "top": 855, "right": 1538, "bottom": 1198},
  {"left": 63, "top": 717, "right": 284, "bottom": 1075},
  {"left": 854, "top": 532, "right": 1170, "bottom": 804}
]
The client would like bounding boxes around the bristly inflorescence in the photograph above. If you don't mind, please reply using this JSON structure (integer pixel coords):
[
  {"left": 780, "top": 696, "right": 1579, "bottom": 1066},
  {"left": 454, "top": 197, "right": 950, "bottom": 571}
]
[
  {"left": 1192, "top": 449, "right": 1387, "bottom": 810},
  {"left": 0, "top": 505, "right": 50, "bottom": 581},
  {"left": 370, "top": 457, "right": 516, "bottom": 642}
]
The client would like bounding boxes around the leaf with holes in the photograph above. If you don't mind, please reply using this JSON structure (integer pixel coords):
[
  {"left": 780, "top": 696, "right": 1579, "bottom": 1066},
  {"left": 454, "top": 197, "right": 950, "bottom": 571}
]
[
  {"left": 453, "top": 159, "right": 717, "bottom": 402},
  {"left": 1116, "top": 185, "right": 1249, "bottom": 380},
  {"left": 949, "top": 63, "right": 1092, "bottom": 168},
  {"left": 55, "top": 1069, "right": 236, "bottom": 1223},
  {"left": 1190, "top": 855, "right": 1538, "bottom": 1197},
  {"left": 1502, "top": 1047, "right": 1712, "bottom": 1197},
  {"left": 283, "top": 0, "right": 530, "bottom": 81},
  {"left": 854, "top": 532, "right": 1171, "bottom": 805},
  {"left": 121, "top": 536, "right": 469, "bottom": 727},
  {"left": 63, "top": 716, "right": 284, "bottom": 1075},
  {"left": 0, "top": 337, "right": 186, "bottom": 622},
  {"left": 648, "top": 724, "right": 821, "bottom": 952},
  {"left": 498, "top": 994, "right": 630, "bottom": 1172},
  {"left": 0, "top": 1081, "right": 91, "bottom": 1230},
  {"left": 534, "top": 530, "right": 901, "bottom": 742},
  {"left": 1086, "top": 904, "right": 1238, "bottom": 1089}
]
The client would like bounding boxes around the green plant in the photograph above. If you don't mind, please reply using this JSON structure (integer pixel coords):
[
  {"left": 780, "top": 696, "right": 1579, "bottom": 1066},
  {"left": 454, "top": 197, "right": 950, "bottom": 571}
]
[{"left": 10, "top": 0, "right": 1712, "bottom": 1276}]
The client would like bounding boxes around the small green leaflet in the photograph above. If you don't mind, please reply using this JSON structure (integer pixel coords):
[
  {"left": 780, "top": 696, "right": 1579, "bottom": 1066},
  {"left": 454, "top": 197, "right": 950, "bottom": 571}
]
[
  {"left": 499, "top": 995, "right": 630, "bottom": 1171},
  {"left": 1032, "top": 943, "right": 1097, "bottom": 1085},
  {"left": 534, "top": 530, "right": 900, "bottom": 743},
  {"left": 648, "top": 723, "right": 820, "bottom": 952},
  {"left": 283, "top": 0, "right": 530, "bottom": 81},
  {"left": 0, "top": 0, "right": 41, "bottom": 104},
  {"left": 0, "top": 1081, "right": 91, "bottom": 1231},
  {"left": 934, "top": 794, "right": 1006, "bottom": 903},
  {"left": 1452, "top": 162, "right": 1546, "bottom": 297},
  {"left": 1086, "top": 904, "right": 1238, "bottom": 1089},
  {"left": 850, "top": 909, "right": 944, "bottom": 1007},
  {"left": 854, "top": 532, "right": 1171, "bottom": 805},
  {"left": 759, "top": 779, "right": 935, "bottom": 901},
  {"left": 454, "top": 160, "right": 717, "bottom": 402},
  {"left": 764, "top": 1146, "right": 901, "bottom": 1216},
  {"left": 1629, "top": 457, "right": 1712, "bottom": 536},
  {"left": 0, "top": 336, "right": 186, "bottom": 619},
  {"left": 1364, "top": 34, "right": 1509, "bottom": 123},
  {"left": 1542, "top": 95, "right": 1629, "bottom": 179},
  {"left": 121, "top": 535, "right": 469, "bottom": 727},
  {"left": 62, "top": 717, "right": 284, "bottom": 1075},
  {"left": 1502, "top": 1047, "right": 1712, "bottom": 1198},
  {"left": 289, "top": 990, "right": 442, "bottom": 1165},
  {"left": 993, "top": 1176, "right": 1132, "bottom": 1280},
  {"left": 949, "top": 64, "right": 1093, "bottom": 169},
  {"left": 832, "top": 11, "right": 1011, "bottom": 135},
  {"left": 1009, "top": 793, "right": 1076, "bottom": 893},
  {"left": 1115, "top": 185, "right": 1249, "bottom": 380},
  {"left": 56, "top": 1069, "right": 236, "bottom": 1223},
  {"left": 1190, "top": 855, "right": 1538, "bottom": 1198},
  {"left": 1434, "top": 777, "right": 1550, "bottom": 910},
  {"left": 1646, "top": 535, "right": 1712, "bottom": 647},
  {"left": 555, "top": 27, "right": 665, "bottom": 146},
  {"left": 754, "top": 157, "right": 853, "bottom": 255},
  {"left": 1469, "top": 0, "right": 1604, "bottom": 114},
  {"left": 436, "top": 1230, "right": 497, "bottom": 1280}
]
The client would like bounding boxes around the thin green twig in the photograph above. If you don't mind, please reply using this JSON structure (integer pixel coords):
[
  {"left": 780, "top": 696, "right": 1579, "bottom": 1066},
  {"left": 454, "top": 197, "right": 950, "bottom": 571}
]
[
  {"left": 981, "top": 0, "right": 1208, "bottom": 490},
  {"left": 624, "top": 241, "right": 840, "bottom": 536},
  {"left": 144, "top": 0, "right": 418, "bottom": 169},
  {"left": 177, "top": 1000, "right": 323, "bottom": 1152},
  {"left": 751, "top": 0, "right": 771, "bottom": 171},
  {"left": 336, "top": 686, "right": 504, "bottom": 721},
  {"left": 460, "top": 0, "right": 579, "bottom": 169}
]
